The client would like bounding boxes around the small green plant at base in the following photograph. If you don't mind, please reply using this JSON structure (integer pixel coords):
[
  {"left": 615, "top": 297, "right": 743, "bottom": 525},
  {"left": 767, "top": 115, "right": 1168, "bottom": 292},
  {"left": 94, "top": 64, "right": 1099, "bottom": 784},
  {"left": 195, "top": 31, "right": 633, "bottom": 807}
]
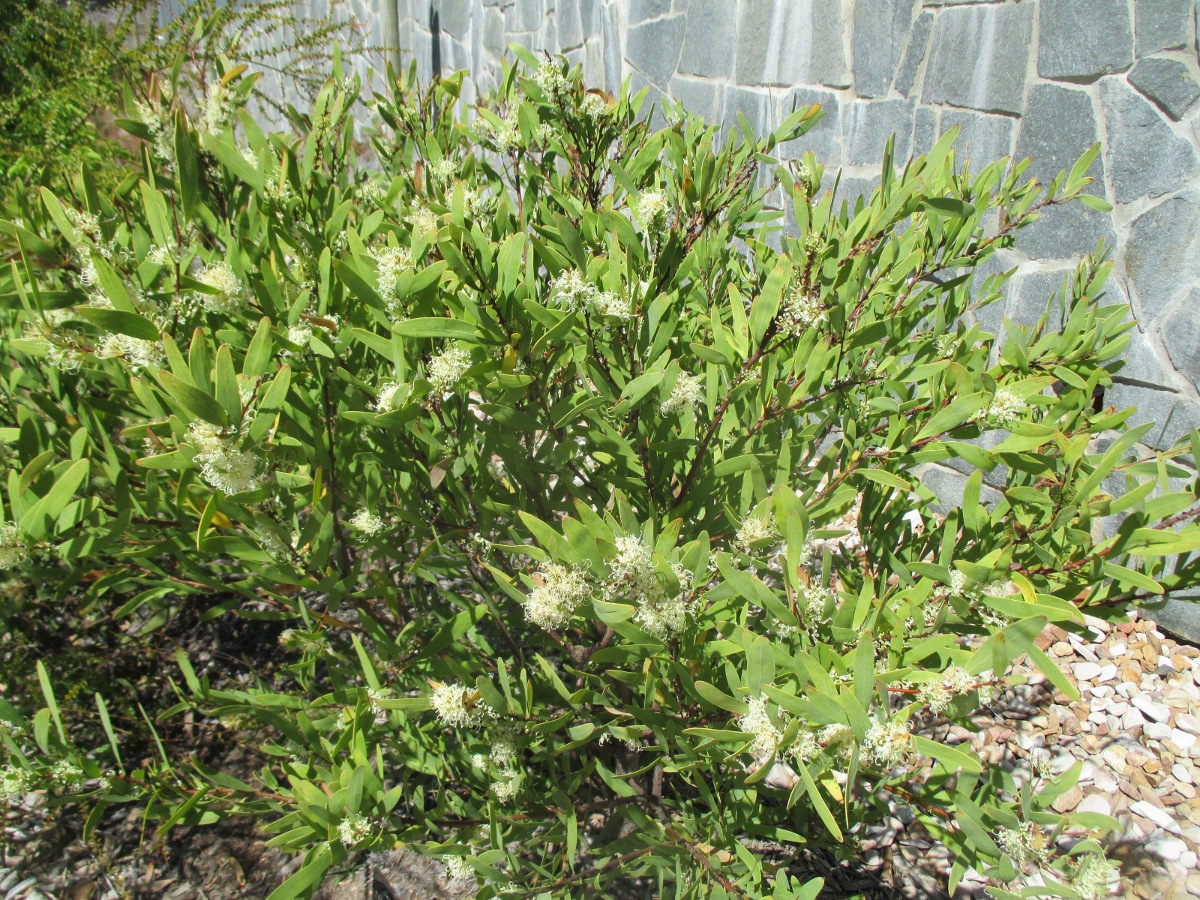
[{"left": 1, "top": 48, "right": 1197, "bottom": 899}]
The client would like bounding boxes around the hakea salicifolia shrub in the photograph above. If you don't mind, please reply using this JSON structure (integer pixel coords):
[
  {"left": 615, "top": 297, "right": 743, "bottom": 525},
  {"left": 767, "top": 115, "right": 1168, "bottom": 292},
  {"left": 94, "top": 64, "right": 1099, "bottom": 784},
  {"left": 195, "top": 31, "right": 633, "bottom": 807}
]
[{"left": 2, "top": 50, "right": 1199, "bottom": 899}]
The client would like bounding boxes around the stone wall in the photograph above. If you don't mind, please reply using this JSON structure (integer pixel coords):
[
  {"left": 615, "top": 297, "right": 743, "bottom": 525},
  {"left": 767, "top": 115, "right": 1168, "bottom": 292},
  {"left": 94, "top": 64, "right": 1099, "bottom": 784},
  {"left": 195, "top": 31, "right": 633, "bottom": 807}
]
[{"left": 289, "top": 0, "right": 1200, "bottom": 450}]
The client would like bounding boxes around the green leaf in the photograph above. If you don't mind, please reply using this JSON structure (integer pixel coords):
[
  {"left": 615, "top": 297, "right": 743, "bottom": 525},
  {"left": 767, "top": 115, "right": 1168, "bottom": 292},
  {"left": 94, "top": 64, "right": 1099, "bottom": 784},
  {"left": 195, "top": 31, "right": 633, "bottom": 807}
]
[
  {"left": 214, "top": 346, "right": 241, "bottom": 423},
  {"left": 794, "top": 759, "right": 842, "bottom": 842},
  {"left": 264, "top": 844, "right": 333, "bottom": 900},
  {"left": 910, "top": 735, "right": 982, "bottom": 774},
  {"left": 694, "top": 680, "right": 746, "bottom": 714},
  {"left": 159, "top": 371, "right": 227, "bottom": 426},
  {"left": 37, "top": 661, "right": 65, "bottom": 744},
  {"left": 75, "top": 307, "right": 161, "bottom": 343},
  {"left": 244, "top": 318, "right": 274, "bottom": 377},
  {"left": 393, "top": 317, "right": 478, "bottom": 341},
  {"left": 174, "top": 110, "right": 199, "bottom": 220},
  {"left": 921, "top": 197, "right": 975, "bottom": 218},
  {"left": 21, "top": 459, "right": 89, "bottom": 540}
]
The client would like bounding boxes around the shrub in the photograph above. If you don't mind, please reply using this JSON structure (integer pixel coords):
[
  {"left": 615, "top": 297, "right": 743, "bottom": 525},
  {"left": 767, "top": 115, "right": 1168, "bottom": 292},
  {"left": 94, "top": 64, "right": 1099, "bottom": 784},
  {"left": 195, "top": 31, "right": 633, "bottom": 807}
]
[{"left": 2, "top": 49, "right": 1199, "bottom": 898}]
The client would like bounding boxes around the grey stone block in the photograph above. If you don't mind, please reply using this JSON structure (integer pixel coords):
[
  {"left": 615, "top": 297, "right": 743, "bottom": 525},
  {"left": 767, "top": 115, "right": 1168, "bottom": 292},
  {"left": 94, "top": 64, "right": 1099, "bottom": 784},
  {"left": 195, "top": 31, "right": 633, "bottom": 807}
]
[
  {"left": 626, "top": 14, "right": 686, "bottom": 89},
  {"left": 1136, "top": 0, "right": 1192, "bottom": 55},
  {"left": 941, "top": 109, "right": 1015, "bottom": 168},
  {"left": 894, "top": 10, "right": 933, "bottom": 97},
  {"left": 483, "top": 8, "right": 506, "bottom": 58},
  {"left": 1139, "top": 597, "right": 1200, "bottom": 648},
  {"left": 602, "top": 3, "right": 623, "bottom": 94},
  {"left": 1124, "top": 192, "right": 1200, "bottom": 316},
  {"left": 1017, "top": 83, "right": 1102, "bottom": 186},
  {"left": 1102, "top": 77, "right": 1200, "bottom": 204},
  {"left": 852, "top": 0, "right": 914, "bottom": 99},
  {"left": 1015, "top": 203, "right": 1117, "bottom": 262},
  {"left": 438, "top": 0, "right": 470, "bottom": 38},
  {"left": 557, "top": 0, "right": 585, "bottom": 50},
  {"left": 668, "top": 75, "right": 722, "bottom": 122},
  {"left": 1114, "top": 325, "right": 1168, "bottom": 386},
  {"left": 836, "top": 176, "right": 878, "bottom": 213},
  {"left": 629, "top": 0, "right": 673, "bottom": 22},
  {"left": 1129, "top": 56, "right": 1200, "bottom": 121},
  {"left": 735, "top": 0, "right": 850, "bottom": 89},
  {"left": 924, "top": 3, "right": 1034, "bottom": 115},
  {"left": 912, "top": 105, "right": 938, "bottom": 158},
  {"left": 777, "top": 87, "right": 843, "bottom": 167},
  {"left": 1159, "top": 289, "right": 1200, "bottom": 390},
  {"left": 505, "top": 0, "right": 544, "bottom": 32},
  {"left": 845, "top": 98, "right": 915, "bottom": 167},
  {"left": 722, "top": 86, "right": 772, "bottom": 140},
  {"left": 677, "top": 0, "right": 736, "bottom": 80},
  {"left": 919, "top": 463, "right": 1002, "bottom": 513},
  {"left": 1106, "top": 382, "right": 1200, "bottom": 448},
  {"left": 1038, "top": 0, "right": 1133, "bottom": 80},
  {"left": 1006, "top": 268, "right": 1072, "bottom": 330}
]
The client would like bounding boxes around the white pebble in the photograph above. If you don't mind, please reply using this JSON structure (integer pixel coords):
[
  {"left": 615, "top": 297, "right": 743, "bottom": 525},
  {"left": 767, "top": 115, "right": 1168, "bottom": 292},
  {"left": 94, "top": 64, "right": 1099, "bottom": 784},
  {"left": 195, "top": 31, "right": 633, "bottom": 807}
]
[
  {"left": 1147, "top": 835, "right": 1187, "bottom": 862},
  {"left": 1074, "top": 662, "right": 1102, "bottom": 681},
  {"left": 1132, "top": 694, "right": 1171, "bottom": 723},
  {"left": 1173, "top": 729, "right": 1199, "bottom": 751},
  {"left": 1173, "top": 763, "right": 1194, "bottom": 785},
  {"left": 1131, "top": 800, "right": 1182, "bottom": 834},
  {"left": 1077, "top": 794, "right": 1111, "bottom": 816},
  {"left": 1176, "top": 714, "right": 1200, "bottom": 736}
]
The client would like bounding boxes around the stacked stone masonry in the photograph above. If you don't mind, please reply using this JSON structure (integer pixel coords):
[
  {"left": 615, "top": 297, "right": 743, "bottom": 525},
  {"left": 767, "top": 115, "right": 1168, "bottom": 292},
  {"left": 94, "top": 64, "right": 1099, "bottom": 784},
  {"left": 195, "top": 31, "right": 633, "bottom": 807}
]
[{"left": 233, "top": 0, "right": 1200, "bottom": 452}]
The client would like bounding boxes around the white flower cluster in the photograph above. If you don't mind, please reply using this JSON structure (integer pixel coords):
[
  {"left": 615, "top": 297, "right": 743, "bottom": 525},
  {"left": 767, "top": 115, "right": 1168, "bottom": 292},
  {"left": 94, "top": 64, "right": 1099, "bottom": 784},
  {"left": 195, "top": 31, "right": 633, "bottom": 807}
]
[
  {"left": 427, "top": 346, "right": 472, "bottom": 394},
  {"left": 524, "top": 561, "right": 590, "bottom": 629},
  {"left": 133, "top": 99, "right": 175, "bottom": 163},
  {"left": 286, "top": 322, "right": 313, "bottom": 353},
  {"left": 737, "top": 695, "right": 782, "bottom": 762},
  {"left": 800, "top": 584, "right": 833, "bottom": 621},
  {"left": 633, "top": 190, "right": 670, "bottom": 237},
  {"left": 65, "top": 207, "right": 101, "bottom": 243},
  {"left": 534, "top": 59, "right": 570, "bottom": 97},
  {"left": 863, "top": 714, "right": 912, "bottom": 769},
  {"left": 0, "top": 764, "right": 29, "bottom": 800},
  {"left": 987, "top": 387, "right": 1026, "bottom": 427},
  {"left": 915, "top": 666, "right": 980, "bottom": 714},
  {"left": 0, "top": 523, "right": 28, "bottom": 569},
  {"left": 488, "top": 725, "right": 521, "bottom": 801},
  {"left": 409, "top": 206, "right": 440, "bottom": 236},
  {"left": 477, "top": 115, "right": 521, "bottom": 152},
  {"left": 51, "top": 760, "right": 84, "bottom": 789},
  {"left": 660, "top": 372, "right": 704, "bottom": 416},
  {"left": 782, "top": 284, "right": 825, "bottom": 335},
  {"left": 548, "top": 269, "right": 630, "bottom": 320},
  {"left": 1072, "top": 852, "right": 1120, "bottom": 900},
  {"left": 279, "top": 630, "right": 326, "bottom": 659},
  {"left": 606, "top": 535, "right": 694, "bottom": 639},
  {"left": 430, "top": 680, "right": 496, "bottom": 728},
  {"left": 819, "top": 723, "right": 854, "bottom": 757},
  {"left": 147, "top": 243, "right": 178, "bottom": 267},
  {"left": 788, "top": 730, "right": 819, "bottom": 763},
  {"left": 337, "top": 812, "right": 371, "bottom": 846},
  {"left": 734, "top": 513, "right": 777, "bottom": 554},
  {"left": 580, "top": 93, "right": 609, "bottom": 124},
  {"left": 374, "top": 380, "right": 403, "bottom": 413},
  {"left": 372, "top": 246, "right": 414, "bottom": 308},
  {"left": 350, "top": 508, "right": 386, "bottom": 537},
  {"left": 445, "top": 850, "right": 476, "bottom": 882},
  {"left": 197, "top": 262, "right": 247, "bottom": 313},
  {"left": 95, "top": 333, "right": 164, "bottom": 373},
  {"left": 187, "top": 423, "right": 268, "bottom": 495},
  {"left": 200, "top": 80, "right": 232, "bottom": 134},
  {"left": 994, "top": 821, "right": 1051, "bottom": 869}
]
